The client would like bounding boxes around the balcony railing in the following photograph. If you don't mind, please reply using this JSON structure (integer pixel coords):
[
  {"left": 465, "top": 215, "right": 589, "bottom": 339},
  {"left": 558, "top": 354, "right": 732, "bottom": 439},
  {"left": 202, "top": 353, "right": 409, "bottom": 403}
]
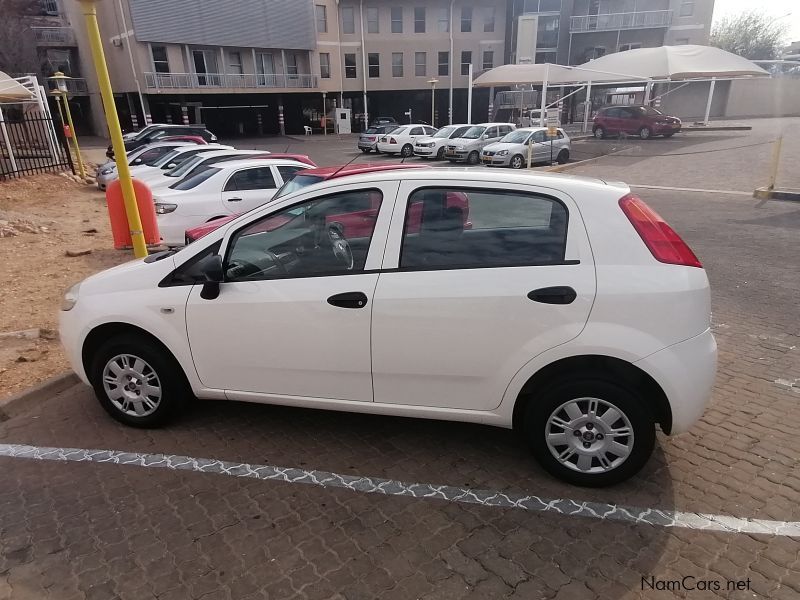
[
  {"left": 46, "top": 77, "right": 88, "bottom": 95},
  {"left": 144, "top": 72, "right": 318, "bottom": 90},
  {"left": 31, "top": 26, "right": 76, "bottom": 45},
  {"left": 570, "top": 10, "right": 672, "bottom": 32}
]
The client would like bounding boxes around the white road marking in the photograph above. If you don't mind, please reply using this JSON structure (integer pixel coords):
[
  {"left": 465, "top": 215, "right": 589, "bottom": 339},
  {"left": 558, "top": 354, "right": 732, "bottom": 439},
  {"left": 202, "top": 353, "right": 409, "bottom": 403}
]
[
  {"left": 629, "top": 184, "right": 752, "bottom": 196},
  {"left": 1, "top": 443, "right": 797, "bottom": 537}
]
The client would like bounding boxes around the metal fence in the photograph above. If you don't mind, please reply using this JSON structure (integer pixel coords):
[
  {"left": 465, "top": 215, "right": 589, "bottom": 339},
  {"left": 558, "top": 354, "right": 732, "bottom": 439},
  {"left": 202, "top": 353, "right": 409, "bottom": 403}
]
[{"left": 0, "top": 108, "right": 74, "bottom": 180}]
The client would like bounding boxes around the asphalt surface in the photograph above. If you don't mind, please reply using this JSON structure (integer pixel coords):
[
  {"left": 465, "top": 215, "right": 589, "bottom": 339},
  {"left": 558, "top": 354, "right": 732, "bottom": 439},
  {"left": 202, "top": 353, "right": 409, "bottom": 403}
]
[{"left": 2, "top": 120, "right": 799, "bottom": 599}]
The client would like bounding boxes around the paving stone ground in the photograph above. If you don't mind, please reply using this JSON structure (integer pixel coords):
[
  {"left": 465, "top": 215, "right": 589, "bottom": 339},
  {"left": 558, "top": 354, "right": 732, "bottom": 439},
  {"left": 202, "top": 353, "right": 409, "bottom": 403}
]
[{"left": 2, "top": 123, "right": 799, "bottom": 599}]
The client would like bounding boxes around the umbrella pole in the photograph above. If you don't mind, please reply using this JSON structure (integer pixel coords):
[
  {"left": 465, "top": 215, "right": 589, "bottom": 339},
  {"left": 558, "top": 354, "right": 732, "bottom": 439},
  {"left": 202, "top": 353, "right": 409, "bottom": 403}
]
[
  {"left": 583, "top": 81, "right": 592, "bottom": 133},
  {"left": 703, "top": 78, "right": 716, "bottom": 126},
  {"left": 539, "top": 63, "right": 549, "bottom": 128}
]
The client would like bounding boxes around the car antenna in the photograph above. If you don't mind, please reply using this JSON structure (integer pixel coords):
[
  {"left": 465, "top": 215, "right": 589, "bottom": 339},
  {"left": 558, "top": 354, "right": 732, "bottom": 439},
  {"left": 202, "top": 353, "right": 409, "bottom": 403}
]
[{"left": 327, "top": 151, "right": 362, "bottom": 179}]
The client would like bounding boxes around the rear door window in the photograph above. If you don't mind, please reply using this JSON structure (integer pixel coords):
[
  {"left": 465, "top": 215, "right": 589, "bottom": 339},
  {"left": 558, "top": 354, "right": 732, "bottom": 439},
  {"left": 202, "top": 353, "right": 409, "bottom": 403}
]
[{"left": 224, "top": 167, "right": 277, "bottom": 191}]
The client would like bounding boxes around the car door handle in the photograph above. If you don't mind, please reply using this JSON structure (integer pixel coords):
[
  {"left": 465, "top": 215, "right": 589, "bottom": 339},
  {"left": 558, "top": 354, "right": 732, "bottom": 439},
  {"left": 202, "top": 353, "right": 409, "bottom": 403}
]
[
  {"left": 227, "top": 197, "right": 242, "bottom": 202},
  {"left": 327, "top": 292, "right": 368, "bottom": 309},
  {"left": 527, "top": 286, "right": 577, "bottom": 305}
]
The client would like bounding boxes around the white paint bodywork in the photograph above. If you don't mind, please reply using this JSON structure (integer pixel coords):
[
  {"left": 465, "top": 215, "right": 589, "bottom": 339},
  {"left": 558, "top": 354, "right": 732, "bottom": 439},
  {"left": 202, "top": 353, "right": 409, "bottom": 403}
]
[
  {"left": 60, "top": 169, "right": 716, "bottom": 435},
  {"left": 376, "top": 124, "right": 438, "bottom": 154}
]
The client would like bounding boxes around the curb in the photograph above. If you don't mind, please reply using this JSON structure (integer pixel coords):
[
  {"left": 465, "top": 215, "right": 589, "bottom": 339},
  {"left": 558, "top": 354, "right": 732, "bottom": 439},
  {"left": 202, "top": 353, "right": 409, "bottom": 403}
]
[
  {"left": 0, "top": 372, "right": 80, "bottom": 422},
  {"left": 685, "top": 126, "right": 752, "bottom": 132},
  {"left": 753, "top": 187, "right": 800, "bottom": 202},
  {"left": 546, "top": 145, "right": 633, "bottom": 173}
]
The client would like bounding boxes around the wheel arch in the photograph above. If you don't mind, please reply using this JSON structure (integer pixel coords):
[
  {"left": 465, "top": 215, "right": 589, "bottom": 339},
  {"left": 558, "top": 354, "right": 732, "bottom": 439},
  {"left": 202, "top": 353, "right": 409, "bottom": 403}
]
[{"left": 511, "top": 355, "right": 672, "bottom": 434}]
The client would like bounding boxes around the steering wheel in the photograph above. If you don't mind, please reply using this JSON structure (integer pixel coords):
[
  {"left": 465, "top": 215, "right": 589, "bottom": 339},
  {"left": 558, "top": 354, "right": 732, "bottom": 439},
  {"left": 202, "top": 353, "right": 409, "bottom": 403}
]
[
  {"left": 226, "top": 250, "right": 287, "bottom": 280},
  {"left": 327, "top": 223, "right": 354, "bottom": 270}
]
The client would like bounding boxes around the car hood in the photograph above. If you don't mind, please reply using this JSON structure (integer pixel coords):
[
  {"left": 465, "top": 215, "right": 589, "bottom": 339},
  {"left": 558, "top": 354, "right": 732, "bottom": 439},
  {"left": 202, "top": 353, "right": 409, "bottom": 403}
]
[
  {"left": 483, "top": 142, "right": 522, "bottom": 153},
  {"left": 78, "top": 253, "right": 177, "bottom": 296},
  {"left": 414, "top": 136, "right": 439, "bottom": 144},
  {"left": 447, "top": 137, "right": 480, "bottom": 146}
]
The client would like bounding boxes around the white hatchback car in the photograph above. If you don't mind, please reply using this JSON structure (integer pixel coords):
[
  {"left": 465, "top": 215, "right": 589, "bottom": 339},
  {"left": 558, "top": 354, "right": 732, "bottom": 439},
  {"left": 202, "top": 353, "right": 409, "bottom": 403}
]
[
  {"left": 60, "top": 170, "right": 716, "bottom": 486},
  {"left": 153, "top": 158, "right": 311, "bottom": 246},
  {"left": 376, "top": 124, "right": 438, "bottom": 157}
]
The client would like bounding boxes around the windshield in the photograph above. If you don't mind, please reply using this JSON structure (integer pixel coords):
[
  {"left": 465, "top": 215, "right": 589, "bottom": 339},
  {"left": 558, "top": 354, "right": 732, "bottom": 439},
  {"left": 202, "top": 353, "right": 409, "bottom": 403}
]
[
  {"left": 170, "top": 167, "right": 220, "bottom": 190},
  {"left": 460, "top": 126, "right": 486, "bottom": 139},
  {"left": 137, "top": 146, "right": 175, "bottom": 166},
  {"left": 639, "top": 106, "right": 664, "bottom": 116},
  {"left": 501, "top": 130, "right": 532, "bottom": 144},
  {"left": 273, "top": 174, "right": 325, "bottom": 199},
  {"left": 165, "top": 154, "right": 207, "bottom": 177},
  {"left": 364, "top": 128, "right": 379, "bottom": 134},
  {"left": 153, "top": 148, "right": 184, "bottom": 168}
]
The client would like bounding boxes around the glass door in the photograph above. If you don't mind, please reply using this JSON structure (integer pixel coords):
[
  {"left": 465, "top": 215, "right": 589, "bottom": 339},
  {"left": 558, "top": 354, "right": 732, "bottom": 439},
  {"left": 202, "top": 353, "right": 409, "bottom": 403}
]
[
  {"left": 192, "top": 50, "right": 219, "bottom": 86},
  {"left": 256, "top": 52, "right": 276, "bottom": 86}
]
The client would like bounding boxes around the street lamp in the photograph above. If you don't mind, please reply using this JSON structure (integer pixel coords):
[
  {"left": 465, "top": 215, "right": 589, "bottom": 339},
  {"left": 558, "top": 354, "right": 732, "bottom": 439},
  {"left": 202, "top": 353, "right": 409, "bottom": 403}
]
[
  {"left": 78, "top": 0, "right": 148, "bottom": 258},
  {"left": 48, "top": 71, "right": 87, "bottom": 179},
  {"left": 428, "top": 78, "right": 439, "bottom": 127}
]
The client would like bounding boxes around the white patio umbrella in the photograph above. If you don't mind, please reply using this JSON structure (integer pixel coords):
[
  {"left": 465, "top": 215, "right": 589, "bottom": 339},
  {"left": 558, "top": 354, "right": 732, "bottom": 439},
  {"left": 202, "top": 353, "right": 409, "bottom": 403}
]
[
  {"left": 0, "top": 71, "right": 35, "bottom": 103},
  {"left": 582, "top": 45, "right": 769, "bottom": 124}
]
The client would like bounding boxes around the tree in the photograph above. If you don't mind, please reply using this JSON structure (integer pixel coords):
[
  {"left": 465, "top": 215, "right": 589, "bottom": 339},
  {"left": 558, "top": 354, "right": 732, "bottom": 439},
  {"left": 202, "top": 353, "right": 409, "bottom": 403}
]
[
  {"left": 710, "top": 11, "right": 789, "bottom": 60},
  {"left": 0, "top": 0, "right": 40, "bottom": 75}
]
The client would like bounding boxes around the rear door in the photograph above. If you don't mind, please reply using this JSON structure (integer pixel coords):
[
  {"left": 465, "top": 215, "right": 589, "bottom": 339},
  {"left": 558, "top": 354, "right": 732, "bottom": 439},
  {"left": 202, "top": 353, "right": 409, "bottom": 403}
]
[
  {"left": 371, "top": 180, "right": 596, "bottom": 411},
  {"left": 220, "top": 166, "right": 278, "bottom": 214}
]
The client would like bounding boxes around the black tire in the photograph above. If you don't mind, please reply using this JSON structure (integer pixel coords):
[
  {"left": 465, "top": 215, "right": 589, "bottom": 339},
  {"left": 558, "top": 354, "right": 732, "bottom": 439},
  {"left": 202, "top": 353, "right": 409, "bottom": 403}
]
[
  {"left": 375, "top": 148, "right": 381, "bottom": 154},
  {"left": 467, "top": 150, "right": 480, "bottom": 165},
  {"left": 556, "top": 149, "right": 569, "bottom": 165},
  {"left": 401, "top": 144, "right": 414, "bottom": 158},
  {"left": 89, "top": 333, "right": 191, "bottom": 428},
  {"left": 639, "top": 126, "right": 653, "bottom": 140},
  {"left": 593, "top": 127, "right": 605, "bottom": 139},
  {"left": 509, "top": 154, "right": 525, "bottom": 169},
  {"left": 361, "top": 148, "right": 371, "bottom": 153},
  {"left": 523, "top": 378, "right": 655, "bottom": 487},
  {"left": 436, "top": 146, "right": 446, "bottom": 160}
]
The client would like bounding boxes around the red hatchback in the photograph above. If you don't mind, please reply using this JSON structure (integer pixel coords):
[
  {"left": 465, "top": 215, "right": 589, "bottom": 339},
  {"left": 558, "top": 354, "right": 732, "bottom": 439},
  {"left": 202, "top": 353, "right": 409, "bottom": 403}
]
[
  {"left": 184, "top": 164, "right": 425, "bottom": 244},
  {"left": 592, "top": 105, "right": 681, "bottom": 140}
]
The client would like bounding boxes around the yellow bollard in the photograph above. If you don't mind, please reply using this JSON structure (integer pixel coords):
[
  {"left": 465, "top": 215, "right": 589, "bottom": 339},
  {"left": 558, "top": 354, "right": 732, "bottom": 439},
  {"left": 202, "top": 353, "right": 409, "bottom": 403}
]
[
  {"left": 59, "top": 93, "right": 87, "bottom": 180},
  {"left": 78, "top": 0, "right": 148, "bottom": 258}
]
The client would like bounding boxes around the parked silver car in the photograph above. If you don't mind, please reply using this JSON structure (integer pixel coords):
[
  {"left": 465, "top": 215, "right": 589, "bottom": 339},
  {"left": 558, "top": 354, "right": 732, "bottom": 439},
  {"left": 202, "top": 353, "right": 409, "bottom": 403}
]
[
  {"left": 358, "top": 125, "right": 397, "bottom": 153},
  {"left": 443, "top": 123, "right": 516, "bottom": 164},
  {"left": 482, "top": 127, "right": 571, "bottom": 169}
]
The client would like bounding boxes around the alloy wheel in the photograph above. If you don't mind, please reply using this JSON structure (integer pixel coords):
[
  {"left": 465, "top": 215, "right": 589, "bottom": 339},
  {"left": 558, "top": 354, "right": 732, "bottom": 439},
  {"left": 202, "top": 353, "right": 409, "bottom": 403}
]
[{"left": 102, "top": 354, "right": 162, "bottom": 417}]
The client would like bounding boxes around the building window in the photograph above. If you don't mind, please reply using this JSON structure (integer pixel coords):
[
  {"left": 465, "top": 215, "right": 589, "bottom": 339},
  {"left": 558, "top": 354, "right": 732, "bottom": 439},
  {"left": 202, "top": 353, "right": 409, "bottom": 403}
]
[
  {"left": 618, "top": 43, "right": 641, "bottom": 52},
  {"left": 344, "top": 53, "right": 357, "bottom": 78},
  {"left": 460, "top": 51, "right": 471, "bottom": 75},
  {"left": 437, "top": 8, "right": 449, "bottom": 32},
  {"left": 530, "top": 0, "right": 561, "bottom": 12},
  {"left": 438, "top": 51, "right": 449, "bottom": 76},
  {"left": 675, "top": 38, "right": 690, "bottom": 45},
  {"left": 46, "top": 49, "right": 72, "bottom": 75},
  {"left": 537, "top": 15, "right": 559, "bottom": 49},
  {"left": 482, "top": 50, "right": 494, "bottom": 70},
  {"left": 316, "top": 4, "right": 327, "bottom": 33},
  {"left": 679, "top": 1, "right": 694, "bottom": 17},
  {"left": 368, "top": 52, "right": 380, "bottom": 77},
  {"left": 256, "top": 52, "right": 275, "bottom": 76},
  {"left": 415, "top": 51, "right": 426, "bottom": 76},
  {"left": 228, "top": 51, "right": 243, "bottom": 74},
  {"left": 151, "top": 45, "right": 169, "bottom": 73},
  {"left": 392, "top": 52, "right": 403, "bottom": 77},
  {"left": 461, "top": 6, "right": 472, "bottom": 32},
  {"left": 484, "top": 7, "right": 495, "bottom": 32},
  {"left": 320, "top": 53, "right": 331, "bottom": 78},
  {"left": 535, "top": 51, "right": 557, "bottom": 63},
  {"left": 391, "top": 7, "right": 403, "bottom": 33},
  {"left": 342, "top": 6, "right": 355, "bottom": 34},
  {"left": 286, "top": 53, "right": 299, "bottom": 76},
  {"left": 42, "top": 0, "right": 59, "bottom": 15},
  {"left": 414, "top": 7, "right": 426, "bottom": 32},
  {"left": 367, "top": 7, "right": 379, "bottom": 33}
]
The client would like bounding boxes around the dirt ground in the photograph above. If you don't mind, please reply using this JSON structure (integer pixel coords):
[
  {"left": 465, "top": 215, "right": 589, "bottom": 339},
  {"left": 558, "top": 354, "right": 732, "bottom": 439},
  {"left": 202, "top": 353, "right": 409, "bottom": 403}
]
[{"left": 0, "top": 173, "right": 129, "bottom": 400}]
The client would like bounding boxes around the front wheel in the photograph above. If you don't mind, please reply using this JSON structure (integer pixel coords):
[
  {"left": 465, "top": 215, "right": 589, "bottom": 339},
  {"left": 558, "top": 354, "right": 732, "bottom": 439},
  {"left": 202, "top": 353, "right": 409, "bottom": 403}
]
[
  {"left": 467, "top": 150, "right": 480, "bottom": 165},
  {"left": 436, "top": 146, "right": 446, "bottom": 160},
  {"left": 639, "top": 126, "right": 652, "bottom": 140},
  {"left": 401, "top": 144, "right": 414, "bottom": 158},
  {"left": 89, "top": 333, "right": 190, "bottom": 428},
  {"left": 593, "top": 127, "right": 605, "bottom": 139},
  {"left": 509, "top": 155, "right": 525, "bottom": 169},
  {"left": 556, "top": 149, "right": 569, "bottom": 165},
  {"left": 524, "top": 379, "right": 655, "bottom": 486}
]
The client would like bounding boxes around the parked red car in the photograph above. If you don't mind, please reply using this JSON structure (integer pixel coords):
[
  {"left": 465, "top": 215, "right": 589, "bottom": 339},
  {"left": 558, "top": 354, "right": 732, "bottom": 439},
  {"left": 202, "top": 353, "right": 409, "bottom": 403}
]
[
  {"left": 184, "top": 164, "right": 426, "bottom": 243},
  {"left": 592, "top": 105, "right": 681, "bottom": 140}
]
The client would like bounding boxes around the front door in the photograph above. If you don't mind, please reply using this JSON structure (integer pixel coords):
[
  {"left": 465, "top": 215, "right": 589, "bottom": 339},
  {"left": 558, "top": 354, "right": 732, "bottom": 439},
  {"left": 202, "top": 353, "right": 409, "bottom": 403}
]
[
  {"left": 220, "top": 166, "right": 279, "bottom": 215},
  {"left": 185, "top": 183, "right": 398, "bottom": 401},
  {"left": 371, "top": 181, "right": 595, "bottom": 411}
]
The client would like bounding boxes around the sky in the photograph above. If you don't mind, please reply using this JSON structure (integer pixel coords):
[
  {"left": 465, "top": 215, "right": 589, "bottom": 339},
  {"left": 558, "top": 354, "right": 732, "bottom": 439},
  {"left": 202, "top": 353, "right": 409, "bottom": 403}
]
[{"left": 713, "top": 0, "right": 800, "bottom": 43}]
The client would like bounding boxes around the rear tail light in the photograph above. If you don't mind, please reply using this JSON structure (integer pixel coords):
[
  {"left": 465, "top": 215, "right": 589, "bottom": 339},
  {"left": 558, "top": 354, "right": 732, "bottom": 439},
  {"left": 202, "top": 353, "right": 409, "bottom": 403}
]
[
  {"left": 390, "top": 137, "right": 397, "bottom": 144},
  {"left": 619, "top": 193, "right": 702, "bottom": 268}
]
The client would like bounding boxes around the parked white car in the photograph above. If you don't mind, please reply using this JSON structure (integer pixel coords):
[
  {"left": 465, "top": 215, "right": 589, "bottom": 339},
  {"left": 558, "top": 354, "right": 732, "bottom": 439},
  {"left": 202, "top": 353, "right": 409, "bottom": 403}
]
[
  {"left": 376, "top": 124, "right": 438, "bottom": 157},
  {"left": 444, "top": 123, "right": 516, "bottom": 164},
  {"left": 60, "top": 169, "right": 716, "bottom": 486},
  {"left": 482, "top": 127, "right": 571, "bottom": 169},
  {"left": 145, "top": 149, "right": 266, "bottom": 190},
  {"left": 131, "top": 144, "right": 232, "bottom": 183},
  {"left": 413, "top": 124, "right": 472, "bottom": 160},
  {"left": 95, "top": 141, "right": 196, "bottom": 191},
  {"left": 153, "top": 158, "right": 311, "bottom": 246}
]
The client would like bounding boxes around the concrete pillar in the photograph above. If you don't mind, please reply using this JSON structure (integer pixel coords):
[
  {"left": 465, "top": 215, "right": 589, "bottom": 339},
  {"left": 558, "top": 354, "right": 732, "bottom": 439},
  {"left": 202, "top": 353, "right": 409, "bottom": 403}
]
[
  {"left": 278, "top": 98, "right": 285, "bottom": 135},
  {"left": 488, "top": 86, "right": 494, "bottom": 122},
  {"left": 180, "top": 105, "right": 189, "bottom": 124},
  {"left": 257, "top": 112, "right": 263, "bottom": 136}
]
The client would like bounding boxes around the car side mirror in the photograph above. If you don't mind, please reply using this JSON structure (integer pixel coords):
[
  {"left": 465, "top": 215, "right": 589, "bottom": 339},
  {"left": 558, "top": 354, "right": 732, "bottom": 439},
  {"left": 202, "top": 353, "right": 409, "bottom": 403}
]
[
  {"left": 132, "top": 158, "right": 142, "bottom": 165},
  {"left": 166, "top": 163, "right": 177, "bottom": 169},
  {"left": 198, "top": 254, "right": 223, "bottom": 300},
  {"left": 481, "top": 134, "right": 488, "bottom": 140}
]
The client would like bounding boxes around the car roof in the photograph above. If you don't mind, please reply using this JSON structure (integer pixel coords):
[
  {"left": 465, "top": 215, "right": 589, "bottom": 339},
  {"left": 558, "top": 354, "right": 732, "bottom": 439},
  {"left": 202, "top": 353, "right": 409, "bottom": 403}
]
[
  {"left": 208, "top": 158, "right": 310, "bottom": 170},
  {"left": 472, "top": 122, "right": 515, "bottom": 127},
  {"left": 135, "top": 141, "right": 194, "bottom": 151},
  {"left": 296, "top": 164, "right": 424, "bottom": 179},
  {"left": 193, "top": 149, "right": 263, "bottom": 159},
  {"left": 165, "top": 144, "right": 230, "bottom": 155}
]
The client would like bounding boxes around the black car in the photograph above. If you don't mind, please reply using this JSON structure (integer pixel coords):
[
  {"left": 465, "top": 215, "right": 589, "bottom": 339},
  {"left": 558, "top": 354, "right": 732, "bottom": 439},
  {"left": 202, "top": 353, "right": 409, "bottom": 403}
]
[{"left": 106, "top": 125, "right": 217, "bottom": 158}]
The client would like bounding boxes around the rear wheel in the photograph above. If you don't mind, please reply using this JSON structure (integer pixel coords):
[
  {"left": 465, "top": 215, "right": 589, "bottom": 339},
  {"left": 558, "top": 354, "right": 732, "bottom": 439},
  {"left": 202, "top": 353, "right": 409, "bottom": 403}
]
[
  {"left": 524, "top": 378, "right": 655, "bottom": 486},
  {"left": 593, "top": 126, "right": 605, "bottom": 139},
  {"left": 556, "top": 149, "right": 569, "bottom": 164},
  {"left": 509, "top": 154, "right": 525, "bottom": 169},
  {"left": 401, "top": 144, "right": 414, "bottom": 158},
  {"left": 639, "top": 126, "right": 653, "bottom": 140},
  {"left": 89, "top": 333, "right": 190, "bottom": 428},
  {"left": 467, "top": 150, "right": 480, "bottom": 165},
  {"left": 361, "top": 148, "right": 371, "bottom": 153}
]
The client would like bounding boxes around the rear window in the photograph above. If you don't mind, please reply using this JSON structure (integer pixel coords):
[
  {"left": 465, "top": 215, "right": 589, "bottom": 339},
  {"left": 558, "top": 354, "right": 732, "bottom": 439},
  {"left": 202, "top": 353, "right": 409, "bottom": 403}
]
[{"left": 170, "top": 167, "right": 220, "bottom": 190}]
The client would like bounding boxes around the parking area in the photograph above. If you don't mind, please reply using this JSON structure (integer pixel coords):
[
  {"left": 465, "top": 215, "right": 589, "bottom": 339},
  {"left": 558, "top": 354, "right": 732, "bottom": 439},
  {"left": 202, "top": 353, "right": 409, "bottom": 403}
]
[{"left": 2, "top": 119, "right": 799, "bottom": 599}]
